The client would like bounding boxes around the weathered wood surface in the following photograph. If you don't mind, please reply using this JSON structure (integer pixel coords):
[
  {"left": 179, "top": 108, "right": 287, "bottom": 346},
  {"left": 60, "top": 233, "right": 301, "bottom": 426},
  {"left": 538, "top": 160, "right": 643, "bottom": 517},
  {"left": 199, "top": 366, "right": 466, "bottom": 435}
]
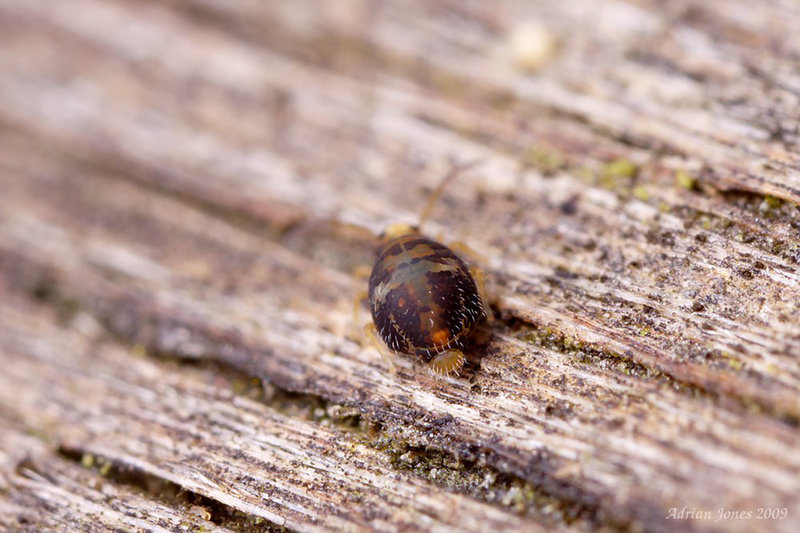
[
  {"left": 0, "top": 297, "right": 539, "bottom": 532},
  {"left": 0, "top": 417, "right": 233, "bottom": 533},
  {"left": 1, "top": 0, "right": 800, "bottom": 531}
]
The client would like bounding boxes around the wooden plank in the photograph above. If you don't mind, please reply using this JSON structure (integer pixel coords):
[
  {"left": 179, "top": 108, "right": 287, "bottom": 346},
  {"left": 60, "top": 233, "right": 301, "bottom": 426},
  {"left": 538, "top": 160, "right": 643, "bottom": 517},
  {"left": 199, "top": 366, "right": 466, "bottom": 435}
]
[
  {"left": 4, "top": 0, "right": 800, "bottom": 419},
  {"left": 1, "top": 131, "right": 799, "bottom": 532},
  {"left": 1, "top": 0, "right": 799, "bottom": 531},
  {"left": 0, "top": 422, "right": 231, "bottom": 532},
  {"left": 0, "top": 298, "right": 545, "bottom": 532}
]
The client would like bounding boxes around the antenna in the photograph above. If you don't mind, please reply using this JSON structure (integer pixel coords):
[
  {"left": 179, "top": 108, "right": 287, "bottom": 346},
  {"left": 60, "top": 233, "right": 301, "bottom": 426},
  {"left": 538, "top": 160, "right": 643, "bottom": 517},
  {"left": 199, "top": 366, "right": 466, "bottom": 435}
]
[{"left": 417, "top": 158, "right": 483, "bottom": 230}]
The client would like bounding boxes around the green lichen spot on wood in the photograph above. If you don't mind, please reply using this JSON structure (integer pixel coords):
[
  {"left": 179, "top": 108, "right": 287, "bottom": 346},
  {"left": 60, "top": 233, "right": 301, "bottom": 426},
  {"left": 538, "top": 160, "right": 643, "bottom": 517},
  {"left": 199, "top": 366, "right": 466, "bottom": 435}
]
[
  {"left": 523, "top": 146, "right": 565, "bottom": 174},
  {"left": 675, "top": 169, "right": 696, "bottom": 190},
  {"left": 600, "top": 159, "right": 638, "bottom": 189},
  {"left": 633, "top": 185, "right": 650, "bottom": 201},
  {"left": 80, "top": 453, "right": 94, "bottom": 469}
]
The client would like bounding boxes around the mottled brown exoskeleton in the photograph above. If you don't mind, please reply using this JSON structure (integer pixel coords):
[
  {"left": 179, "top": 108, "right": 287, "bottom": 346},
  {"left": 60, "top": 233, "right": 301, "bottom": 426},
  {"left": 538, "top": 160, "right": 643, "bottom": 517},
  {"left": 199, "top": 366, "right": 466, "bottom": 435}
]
[{"left": 361, "top": 162, "right": 491, "bottom": 375}]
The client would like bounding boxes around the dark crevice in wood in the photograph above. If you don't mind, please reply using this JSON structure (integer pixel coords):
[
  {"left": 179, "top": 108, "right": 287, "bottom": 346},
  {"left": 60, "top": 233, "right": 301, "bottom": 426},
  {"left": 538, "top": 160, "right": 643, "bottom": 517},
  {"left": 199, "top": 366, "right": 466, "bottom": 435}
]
[
  {"left": 371, "top": 438, "right": 622, "bottom": 530},
  {"left": 503, "top": 316, "right": 681, "bottom": 386},
  {"left": 54, "top": 446, "right": 293, "bottom": 533},
  {"left": 3, "top": 162, "right": 798, "bottom": 432},
  {"left": 0, "top": 259, "right": 626, "bottom": 529},
  {"left": 82, "top": 306, "right": 666, "bottom": 529},
  {"left": 501, "top": 311, "right": 799, "bottom": 430},
  {"left": 4, "top": 141, "right": 800, "bottom": 434},
  {"left": 95, "top": 311, "right": 622, "bottom": 529}
]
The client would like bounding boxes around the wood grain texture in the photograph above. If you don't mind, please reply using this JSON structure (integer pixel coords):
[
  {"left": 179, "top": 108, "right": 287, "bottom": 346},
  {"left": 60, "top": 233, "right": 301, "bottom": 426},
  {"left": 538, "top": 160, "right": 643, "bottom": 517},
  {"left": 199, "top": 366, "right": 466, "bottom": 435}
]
[
  {"left": 1, "top": 0, "right": 799, "bottom": 531},
  {"left": 0, "top": 298, "right": 539, "bottom": 532},
  {"left": 0, "top": 424, "right": 232, "bottom": 533}
]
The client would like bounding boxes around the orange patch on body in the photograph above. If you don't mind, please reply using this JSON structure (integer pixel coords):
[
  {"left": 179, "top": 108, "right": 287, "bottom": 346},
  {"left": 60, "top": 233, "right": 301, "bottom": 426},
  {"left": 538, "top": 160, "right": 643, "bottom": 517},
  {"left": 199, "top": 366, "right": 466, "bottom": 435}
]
[{"left": 432, "top": 328, "right": 450, "bottom": 345}]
